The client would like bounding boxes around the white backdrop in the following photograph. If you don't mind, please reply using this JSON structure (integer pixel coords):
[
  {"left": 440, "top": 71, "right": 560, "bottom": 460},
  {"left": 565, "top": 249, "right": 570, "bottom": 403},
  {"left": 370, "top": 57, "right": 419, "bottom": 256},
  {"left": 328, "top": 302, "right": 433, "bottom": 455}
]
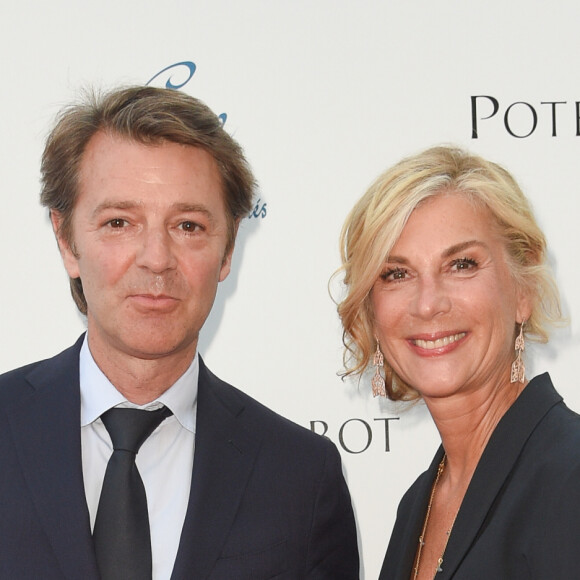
[{"left": 1, "top": 2, "right": 579, "bottom": 578}]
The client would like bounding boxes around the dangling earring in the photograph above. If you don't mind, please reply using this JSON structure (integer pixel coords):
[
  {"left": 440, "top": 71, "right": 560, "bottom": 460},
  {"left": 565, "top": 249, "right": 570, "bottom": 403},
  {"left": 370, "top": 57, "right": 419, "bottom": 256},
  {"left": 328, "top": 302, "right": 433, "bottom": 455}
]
[
  {"left": 372, "top": 339, "right": 387, "bottom": 397},
  {"left": 510, "top": 321, "right": 526, "bottom": 384}
]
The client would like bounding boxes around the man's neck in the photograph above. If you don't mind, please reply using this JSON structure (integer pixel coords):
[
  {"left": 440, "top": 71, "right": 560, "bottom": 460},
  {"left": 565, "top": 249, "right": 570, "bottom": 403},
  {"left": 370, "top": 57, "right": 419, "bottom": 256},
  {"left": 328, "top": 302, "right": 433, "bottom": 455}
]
[{"left": 87, "top": 335, "right": 198, "bottom": 405}]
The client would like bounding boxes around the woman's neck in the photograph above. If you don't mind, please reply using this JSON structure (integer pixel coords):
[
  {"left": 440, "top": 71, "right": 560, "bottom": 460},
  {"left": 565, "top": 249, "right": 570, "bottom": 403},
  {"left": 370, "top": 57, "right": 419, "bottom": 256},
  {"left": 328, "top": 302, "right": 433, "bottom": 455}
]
[{"left": 426, "top": 378, "right": 527, "bottom": 488}]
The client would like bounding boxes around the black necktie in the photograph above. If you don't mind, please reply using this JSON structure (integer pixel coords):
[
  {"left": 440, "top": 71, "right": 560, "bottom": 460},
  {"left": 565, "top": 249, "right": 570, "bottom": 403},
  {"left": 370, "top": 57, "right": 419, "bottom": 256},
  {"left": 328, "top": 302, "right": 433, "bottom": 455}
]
[{"left": 93, "top": 406, "right": 172, "bottom": 580}]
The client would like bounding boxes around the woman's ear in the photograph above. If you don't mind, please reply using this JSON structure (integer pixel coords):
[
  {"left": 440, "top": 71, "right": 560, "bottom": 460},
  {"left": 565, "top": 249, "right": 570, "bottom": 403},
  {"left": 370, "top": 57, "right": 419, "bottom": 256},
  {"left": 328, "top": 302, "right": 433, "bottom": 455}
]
[{"left": 515, "top": 286, "right": 534, "bottom": 326}]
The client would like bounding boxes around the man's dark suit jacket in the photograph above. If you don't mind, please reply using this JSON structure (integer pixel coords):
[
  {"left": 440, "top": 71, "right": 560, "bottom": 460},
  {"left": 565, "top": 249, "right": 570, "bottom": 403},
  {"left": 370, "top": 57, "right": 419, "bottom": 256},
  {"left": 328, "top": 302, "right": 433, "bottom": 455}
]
[
  {"left": 380, "top": 373, "right": 580, "bottom": 580},
  {"left": 0, "top": 336, "right": 359, "bottom": 579}
]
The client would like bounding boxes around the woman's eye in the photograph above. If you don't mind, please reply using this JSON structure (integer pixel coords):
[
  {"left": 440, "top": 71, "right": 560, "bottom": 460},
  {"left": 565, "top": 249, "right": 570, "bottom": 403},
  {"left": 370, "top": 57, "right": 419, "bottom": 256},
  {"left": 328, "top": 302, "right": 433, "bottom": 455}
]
[
  {"left": 451, "top": 257, "right": 478, "bottom": 271},
  {"left": 380, "top": 267, "right": 408, "bottom": 282}
]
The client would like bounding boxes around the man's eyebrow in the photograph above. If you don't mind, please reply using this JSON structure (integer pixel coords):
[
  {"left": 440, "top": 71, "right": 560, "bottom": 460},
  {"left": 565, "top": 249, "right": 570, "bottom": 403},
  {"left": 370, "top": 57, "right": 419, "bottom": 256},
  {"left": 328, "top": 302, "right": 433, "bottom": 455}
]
[
  {"left": 170, "top": 203, "right": 217, "bottom": 225},
  {"left": 91, "top": 201, "right": 215, "bottom": 220},
  {"left": 171, "top": 202, "right": 214, "bottom": 216},
  {"left": 91, "top": 200, "right": 141, "bottom": 218}
]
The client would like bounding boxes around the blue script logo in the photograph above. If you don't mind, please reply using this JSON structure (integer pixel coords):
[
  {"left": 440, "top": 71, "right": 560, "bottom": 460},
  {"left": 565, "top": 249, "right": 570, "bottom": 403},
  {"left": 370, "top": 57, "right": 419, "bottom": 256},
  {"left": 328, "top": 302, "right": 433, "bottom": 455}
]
[
  {"left": 248, "top": 198, "right": 267, "bottom": 219},
  {"left": 146, "top": 61, "right": 267, "bottom": 220},
  {"left": 147, "top": 61, "right": 227, "bottom": 125},
  {"left": 147, "top": 61, "right": 197, "bottom": 90}
]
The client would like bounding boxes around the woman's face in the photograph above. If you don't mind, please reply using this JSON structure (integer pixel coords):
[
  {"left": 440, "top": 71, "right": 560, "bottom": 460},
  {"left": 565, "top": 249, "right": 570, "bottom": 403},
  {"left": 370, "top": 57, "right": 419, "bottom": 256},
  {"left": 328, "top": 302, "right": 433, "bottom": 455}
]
[{"left": 371, "top": 193, "right": 531, "bottom": 403}]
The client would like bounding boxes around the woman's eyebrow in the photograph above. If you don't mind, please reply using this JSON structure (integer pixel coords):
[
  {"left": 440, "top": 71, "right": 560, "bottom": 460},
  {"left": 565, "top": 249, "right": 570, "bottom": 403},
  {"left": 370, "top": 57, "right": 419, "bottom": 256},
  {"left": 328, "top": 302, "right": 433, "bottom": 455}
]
[{"left": 441, "top": 240, "right": 487, "bottom": 258}]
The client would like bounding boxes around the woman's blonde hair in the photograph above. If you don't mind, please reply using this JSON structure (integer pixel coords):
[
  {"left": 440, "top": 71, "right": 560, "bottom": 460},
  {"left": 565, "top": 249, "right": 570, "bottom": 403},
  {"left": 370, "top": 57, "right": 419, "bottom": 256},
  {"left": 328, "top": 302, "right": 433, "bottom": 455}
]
[{"left": 337, "top": 145, "right": 562, "bottom": 401}]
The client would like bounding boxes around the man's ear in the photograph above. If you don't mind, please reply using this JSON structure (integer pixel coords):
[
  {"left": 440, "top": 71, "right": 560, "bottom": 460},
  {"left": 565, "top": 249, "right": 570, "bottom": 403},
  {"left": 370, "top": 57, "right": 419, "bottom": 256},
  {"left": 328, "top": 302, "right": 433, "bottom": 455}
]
[
  {"left": 219, "top": 219, "right": 240, "bottom": 282},
  {"left": 50, "top": 211, "right": 80, "bottom": 279}
]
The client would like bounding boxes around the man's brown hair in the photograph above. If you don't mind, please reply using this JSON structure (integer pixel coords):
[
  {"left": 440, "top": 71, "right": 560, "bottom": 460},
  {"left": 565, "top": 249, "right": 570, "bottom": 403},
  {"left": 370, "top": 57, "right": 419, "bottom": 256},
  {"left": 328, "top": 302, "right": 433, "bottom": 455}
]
[{"left": 41, "top": 85, "right": 256, "bottom": 313}]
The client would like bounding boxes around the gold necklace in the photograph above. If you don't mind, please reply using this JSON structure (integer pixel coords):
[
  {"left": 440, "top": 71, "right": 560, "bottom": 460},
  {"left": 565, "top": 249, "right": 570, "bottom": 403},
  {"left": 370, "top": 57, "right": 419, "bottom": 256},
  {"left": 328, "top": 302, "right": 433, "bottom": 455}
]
[{"left": 412, "top": 455, "right": 458, "bottom": 579}]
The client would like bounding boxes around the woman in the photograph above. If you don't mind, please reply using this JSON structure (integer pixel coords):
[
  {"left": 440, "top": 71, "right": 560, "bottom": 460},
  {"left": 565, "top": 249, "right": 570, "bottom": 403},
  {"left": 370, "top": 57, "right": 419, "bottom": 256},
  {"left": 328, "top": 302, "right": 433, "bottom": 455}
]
[{"left": 338, "top": 146, "right": 576, "bottom": 579}]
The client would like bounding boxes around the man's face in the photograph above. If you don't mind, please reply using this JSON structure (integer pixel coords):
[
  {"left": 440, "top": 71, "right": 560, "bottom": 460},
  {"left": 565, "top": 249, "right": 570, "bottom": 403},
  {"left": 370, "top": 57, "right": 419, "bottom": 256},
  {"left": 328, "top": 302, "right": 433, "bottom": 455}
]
[{"left": 54, "top": 131, "right": 233, "bottom": 364}]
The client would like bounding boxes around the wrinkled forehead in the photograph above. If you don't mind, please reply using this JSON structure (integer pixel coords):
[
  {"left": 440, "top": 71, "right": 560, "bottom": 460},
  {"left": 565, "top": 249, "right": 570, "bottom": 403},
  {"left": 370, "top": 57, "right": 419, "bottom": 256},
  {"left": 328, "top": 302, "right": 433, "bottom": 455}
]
[{"left": 76, "top": 131, "right": 226, "bottom": 204}]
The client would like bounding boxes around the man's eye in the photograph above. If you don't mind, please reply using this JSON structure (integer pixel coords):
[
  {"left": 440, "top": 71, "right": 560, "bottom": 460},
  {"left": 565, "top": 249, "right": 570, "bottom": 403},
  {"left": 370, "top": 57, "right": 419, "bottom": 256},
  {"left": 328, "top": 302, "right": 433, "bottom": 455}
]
[
  {"left": 179, "top": 221, "right": 201, "bottom": 232},
  {"left": 107, "top": 218, "right": 128, "bottom": 228}
]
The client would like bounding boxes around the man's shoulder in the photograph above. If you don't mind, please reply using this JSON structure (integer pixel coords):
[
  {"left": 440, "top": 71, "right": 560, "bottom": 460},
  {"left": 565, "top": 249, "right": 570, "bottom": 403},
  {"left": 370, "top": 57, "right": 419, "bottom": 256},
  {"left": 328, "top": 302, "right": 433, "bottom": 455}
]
[
  {"left": 0, "top": 338, "right": 83, "bottom": 404},
  {"left": 0, "top": 359, "right": 46, "bottom": 403},
  {"left": 225, "top": 381, "right": 326, "bottom": 444},
  {"left": 199, "top": 359, "right": 333, "bottom": 452}
]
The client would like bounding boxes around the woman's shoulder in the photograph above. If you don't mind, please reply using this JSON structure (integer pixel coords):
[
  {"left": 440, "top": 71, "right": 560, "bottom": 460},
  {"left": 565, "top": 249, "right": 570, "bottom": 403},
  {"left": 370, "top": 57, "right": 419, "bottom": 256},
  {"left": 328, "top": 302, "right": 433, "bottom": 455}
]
[
  {"left": 528, "top": 373, "right": 580, "bottom": 438},
  {"left": 516, "top": 375, "right": 580, "bottom": 474}
]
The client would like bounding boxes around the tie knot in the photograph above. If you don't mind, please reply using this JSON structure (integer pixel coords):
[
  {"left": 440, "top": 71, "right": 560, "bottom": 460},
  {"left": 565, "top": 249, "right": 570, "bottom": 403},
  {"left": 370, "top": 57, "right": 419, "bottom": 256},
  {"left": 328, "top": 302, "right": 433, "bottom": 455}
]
[{"left": 100, "top": 406, "right": 172, "bottom": 454}]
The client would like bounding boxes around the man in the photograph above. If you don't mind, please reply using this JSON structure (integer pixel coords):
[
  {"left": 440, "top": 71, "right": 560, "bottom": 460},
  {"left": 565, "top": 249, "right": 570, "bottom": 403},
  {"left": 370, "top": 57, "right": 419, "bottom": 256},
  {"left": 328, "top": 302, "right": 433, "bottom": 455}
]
[{"left": 0, "top": 86, "right": 359, "bottom": 579}]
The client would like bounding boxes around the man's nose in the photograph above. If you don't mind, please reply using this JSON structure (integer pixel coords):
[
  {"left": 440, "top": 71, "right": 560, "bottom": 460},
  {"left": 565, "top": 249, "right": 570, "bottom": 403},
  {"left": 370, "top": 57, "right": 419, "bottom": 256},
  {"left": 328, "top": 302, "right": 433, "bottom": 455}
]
[{"left": 135, "top": 228, "right": 177, "bottom": 273}]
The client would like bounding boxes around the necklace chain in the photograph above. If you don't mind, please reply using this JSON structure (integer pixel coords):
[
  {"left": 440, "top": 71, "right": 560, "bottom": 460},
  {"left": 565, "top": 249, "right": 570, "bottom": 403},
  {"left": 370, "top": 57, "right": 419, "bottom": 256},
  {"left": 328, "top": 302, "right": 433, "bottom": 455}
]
[{"left": 412, "top": 455, "right": 458, "bottom": 579}]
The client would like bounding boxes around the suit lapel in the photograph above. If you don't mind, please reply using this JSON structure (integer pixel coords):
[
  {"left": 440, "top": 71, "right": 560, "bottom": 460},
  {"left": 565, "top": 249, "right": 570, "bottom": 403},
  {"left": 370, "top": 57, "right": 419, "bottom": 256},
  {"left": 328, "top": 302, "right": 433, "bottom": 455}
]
[
  {"left": 440, "top": 374, "right": 561, "bottom": 578},
  {"left": 171, "top": 358, "right": 262, "bottom": 580},
  {"left": 7, "top": 336, "right": 99, "bottom": 579},
  {"left": 382, "top": 448, "right": 445, "bottom": 580}
]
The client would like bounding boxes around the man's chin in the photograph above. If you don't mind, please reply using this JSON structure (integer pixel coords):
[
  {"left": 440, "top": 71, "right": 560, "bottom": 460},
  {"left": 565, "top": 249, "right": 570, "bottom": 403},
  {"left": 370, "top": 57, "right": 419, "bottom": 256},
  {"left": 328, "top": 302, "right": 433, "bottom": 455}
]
[{"left": 88, "top": 325, "right": 199, "bottom": 363}]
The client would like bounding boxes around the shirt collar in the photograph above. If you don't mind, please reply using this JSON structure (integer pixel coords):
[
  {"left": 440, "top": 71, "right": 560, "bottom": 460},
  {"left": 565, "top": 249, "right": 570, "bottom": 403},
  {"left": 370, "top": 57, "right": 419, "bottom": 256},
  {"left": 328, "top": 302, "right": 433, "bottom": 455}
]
[{"left": 79, "top": 334, "right": 198, "bottom": 433}]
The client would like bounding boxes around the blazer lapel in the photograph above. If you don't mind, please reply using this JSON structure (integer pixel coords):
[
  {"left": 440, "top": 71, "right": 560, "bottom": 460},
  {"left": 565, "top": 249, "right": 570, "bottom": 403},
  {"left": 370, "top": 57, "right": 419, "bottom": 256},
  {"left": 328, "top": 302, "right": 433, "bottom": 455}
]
[
  {"left": 171, "top": 359, "right": 262, "bottom": 580},
  {"left": 7, "top": 337, "right": 99, "bottom": 580},
  {"left": 382, "top": 447, "right": 445, "bottom": 580},
  {"left": 440, "top": 373, "right": 561, "bottom": 578}
]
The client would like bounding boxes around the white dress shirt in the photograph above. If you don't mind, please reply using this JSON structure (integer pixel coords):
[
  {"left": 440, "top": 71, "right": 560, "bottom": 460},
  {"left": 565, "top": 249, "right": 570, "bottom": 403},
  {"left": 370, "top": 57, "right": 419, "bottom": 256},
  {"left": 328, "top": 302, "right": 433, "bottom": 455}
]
[{"left": 79, "top": 336, "right": 198, "bottom": 580}]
